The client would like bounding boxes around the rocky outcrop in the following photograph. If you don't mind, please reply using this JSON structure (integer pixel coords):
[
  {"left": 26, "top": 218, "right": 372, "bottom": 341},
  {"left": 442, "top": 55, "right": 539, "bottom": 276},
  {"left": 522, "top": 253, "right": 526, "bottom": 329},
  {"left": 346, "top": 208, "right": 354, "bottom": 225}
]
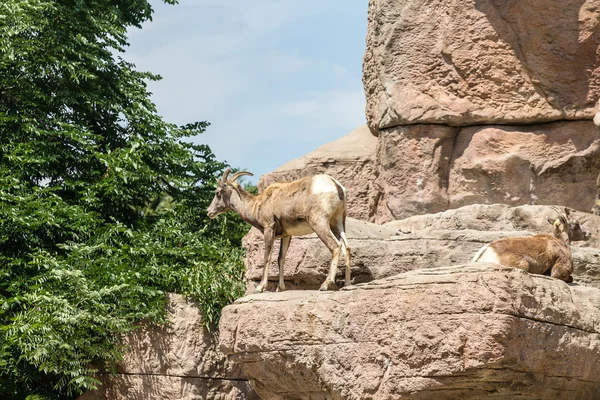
[
  {"left": 387, "top": 204, "right": 600, "bottom": 248},
  {"left": 258, "top": 125, "right": 379, "bottom": 221},
  {"left": 220, "top": 264, "right": 600, "bottom": 400},
  {"left": 252, "top": 121, "right": 600, "bottom": 223},
  {"left": 79, "top": 294, "right": 258, "bottom": 400},
  {"left": 223, "top": 1, "right": 600, "bottom": 398},
  {"left": 244, "top": 205, "right": 600, "bottom": 293},
  {"left": 360, "top": 0, "right": 600, "bottom": 221},
  {"left": 375, "top": 121, "right": 600, "bottom": 221},
  {"left": 363, "top": 0, "right": 600, "bottom": 131}
]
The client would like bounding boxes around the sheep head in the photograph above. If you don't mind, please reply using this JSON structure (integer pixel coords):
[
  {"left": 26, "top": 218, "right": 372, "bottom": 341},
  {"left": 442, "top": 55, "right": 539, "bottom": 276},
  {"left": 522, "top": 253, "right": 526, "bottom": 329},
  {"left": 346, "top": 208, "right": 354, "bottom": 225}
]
[
  {"left": 548, "top": 207, "right": 590, "bottom": 243},
  {"left": 207, "top": 169, "right": 254, "bottom": 219}
]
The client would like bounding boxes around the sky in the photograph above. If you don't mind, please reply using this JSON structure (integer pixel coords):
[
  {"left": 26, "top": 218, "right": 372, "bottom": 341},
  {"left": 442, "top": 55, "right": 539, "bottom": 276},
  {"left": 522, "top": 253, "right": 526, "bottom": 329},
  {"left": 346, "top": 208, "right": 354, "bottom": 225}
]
[{"left": 125, "top": 0, "right": 369, "bottom": 184}]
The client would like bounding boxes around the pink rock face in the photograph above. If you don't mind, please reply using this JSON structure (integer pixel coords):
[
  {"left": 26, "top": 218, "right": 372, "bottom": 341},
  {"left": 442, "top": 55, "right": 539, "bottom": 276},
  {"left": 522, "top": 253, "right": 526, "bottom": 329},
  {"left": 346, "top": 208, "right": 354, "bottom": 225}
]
[
  {"left": 78, "top": 294, "right": 258, "bottom": 400},
  {"left": 375, "top": 121, "right": 600, "bottom": 221},
  {"left": 258, "top": 125, "right": 379, "bottom": 222},
  {"left": 220, "top": 264, "right": 600, "bottom": 400},
  {"left": 251, "top": 121, "right": 599, "bottom": 223},
  {"left": 449, "top": 121, "right": 600, "bottom": 211},
  {"left": 375, "top": 124, "right": 457, "bottom": 222},
  {"left": 364, "top": 0, "right": 600, "bottom": 131}
]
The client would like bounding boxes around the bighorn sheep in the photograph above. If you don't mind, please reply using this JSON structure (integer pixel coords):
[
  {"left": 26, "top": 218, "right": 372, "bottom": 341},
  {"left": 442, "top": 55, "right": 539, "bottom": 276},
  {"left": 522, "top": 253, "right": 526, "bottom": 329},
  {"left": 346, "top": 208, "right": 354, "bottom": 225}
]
[
  {"left": 471, "top": 208, "right": 589, "bottom": 282},
  {"left": 207, "top": 169, "right": 351, "bottom": 292}
]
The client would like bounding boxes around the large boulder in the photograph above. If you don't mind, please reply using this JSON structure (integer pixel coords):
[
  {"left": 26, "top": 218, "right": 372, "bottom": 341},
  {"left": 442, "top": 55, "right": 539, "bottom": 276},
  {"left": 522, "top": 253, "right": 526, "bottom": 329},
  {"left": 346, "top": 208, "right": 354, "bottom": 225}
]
[
  {"left": 243, "top": 205, "right": 600, "bottom": 292},
  {"left": 363, "top": 0, "right": 600, "bottom": 131},
  {"left": 258, "top": 125, "right": 379, "bottom": 221},
  {"left": 375, "top": 121, "right": 600, "bottom": 221},
  {"left": 220, "top": 264, "right": 600, "bottom": 399},
  {"left": 79, "top": 294, "right": 258, "bottom": 400}
]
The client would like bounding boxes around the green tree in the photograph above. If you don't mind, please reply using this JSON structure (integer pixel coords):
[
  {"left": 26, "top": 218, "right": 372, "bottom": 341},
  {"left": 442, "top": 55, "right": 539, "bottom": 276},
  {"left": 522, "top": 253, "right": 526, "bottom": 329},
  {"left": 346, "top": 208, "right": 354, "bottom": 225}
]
[{"left": 0, "top": 1, "right": 248, "bottom": 398}]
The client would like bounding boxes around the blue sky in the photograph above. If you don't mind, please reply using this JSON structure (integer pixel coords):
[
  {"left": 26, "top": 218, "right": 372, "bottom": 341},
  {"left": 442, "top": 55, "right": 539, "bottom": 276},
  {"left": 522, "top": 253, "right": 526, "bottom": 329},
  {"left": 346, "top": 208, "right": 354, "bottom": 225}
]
[{"left": 125, "top": 0, "right": 368, "bottom": 183}]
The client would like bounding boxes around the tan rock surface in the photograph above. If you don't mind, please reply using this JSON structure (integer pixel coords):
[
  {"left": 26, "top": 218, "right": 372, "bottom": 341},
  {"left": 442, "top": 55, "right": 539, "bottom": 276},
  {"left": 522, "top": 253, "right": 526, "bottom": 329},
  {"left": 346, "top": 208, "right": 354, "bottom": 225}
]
[
  {"left": 375, "top": 121, "right": 600, "bottom": 221},
  {"left": 448, "top": 121, "right": 600, "bottom": 212},
  {"left": 258, "top": 125, "right": 379, "bottom": 221},
  {"left": 388, "top": 204, "right": 600, "bottom": 248},
  {"left": 363, "top": 0, "right": 600, "bottom": 131},
  {"left": 78, "top": 294, "right": 258, "bottom": 400},
  {"left": 79, "top": 375, "right": 254, "bottom": 400},
  {"left": 244, "top": 206, "right": 600, "bottom": 292},
  {"left": 374, "top": 124, "right": 457, "bottom": 221},
  {"left": 220, "top": 264, "right": 600, "bottom": 400}
]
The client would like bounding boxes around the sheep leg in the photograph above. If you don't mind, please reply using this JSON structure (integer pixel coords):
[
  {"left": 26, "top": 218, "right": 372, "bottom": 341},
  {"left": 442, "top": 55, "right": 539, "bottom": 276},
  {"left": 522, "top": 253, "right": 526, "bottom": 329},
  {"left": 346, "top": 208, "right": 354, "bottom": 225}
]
[
  {"left": 550, "top": 256, "right": 574, "bottom": 283},
  {"left": 341, "top": 234, "right": 351, "bottom": 286},
  {"left": 314, "top": 220, "right": 342, "bottom": 291},
  {"left": 331, "top": 218, "right": 351, "bottom": 287},
  {"left": 276, "top": 236, "right": 291, "bottom": 292},
  {"left": 255, "top": 227, "right": 275, "bottom": 293}
]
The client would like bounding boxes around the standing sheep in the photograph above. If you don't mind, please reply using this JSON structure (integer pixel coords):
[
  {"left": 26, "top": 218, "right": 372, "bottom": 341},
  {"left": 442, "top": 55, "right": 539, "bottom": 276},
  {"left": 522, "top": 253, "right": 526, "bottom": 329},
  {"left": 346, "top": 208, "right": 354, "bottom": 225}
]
[{"left": 207, "top": 169, "right": 351, "bottom": 292}]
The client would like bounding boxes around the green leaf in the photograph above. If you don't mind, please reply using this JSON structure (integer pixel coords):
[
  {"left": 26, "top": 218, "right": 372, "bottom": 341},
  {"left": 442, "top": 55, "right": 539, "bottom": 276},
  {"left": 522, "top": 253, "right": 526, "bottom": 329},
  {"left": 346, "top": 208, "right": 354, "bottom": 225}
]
[{"left": 0, "top": 0, "right": 248, "bottom": 398}]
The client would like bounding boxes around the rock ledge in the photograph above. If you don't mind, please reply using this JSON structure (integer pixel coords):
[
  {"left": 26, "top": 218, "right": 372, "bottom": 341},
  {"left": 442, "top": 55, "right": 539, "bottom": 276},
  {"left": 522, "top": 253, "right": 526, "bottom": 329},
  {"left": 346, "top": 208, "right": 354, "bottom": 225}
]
[{"left": 221, "top": 264, "right": 600, "bottom": 400}]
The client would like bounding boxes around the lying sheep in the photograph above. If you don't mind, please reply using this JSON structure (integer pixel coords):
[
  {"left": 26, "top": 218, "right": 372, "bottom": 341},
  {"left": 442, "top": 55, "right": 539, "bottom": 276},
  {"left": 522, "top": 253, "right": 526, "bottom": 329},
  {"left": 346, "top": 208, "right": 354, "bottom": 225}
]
[{"left": 471, "top": 208, "right": 590, "bottom": 282}]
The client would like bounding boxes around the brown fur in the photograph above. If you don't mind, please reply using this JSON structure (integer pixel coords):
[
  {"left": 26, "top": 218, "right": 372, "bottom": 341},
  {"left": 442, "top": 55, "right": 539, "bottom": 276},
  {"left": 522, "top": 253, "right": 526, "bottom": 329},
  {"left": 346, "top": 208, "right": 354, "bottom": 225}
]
[
  {"left": 477, "top": 234, "right": 573, "bottom": 281},
  {"left": 472, "top": 208, "right": 589, "bottom": 283},
  {"left": 207, "top": 171, "right": 351, "bottom": 292}
]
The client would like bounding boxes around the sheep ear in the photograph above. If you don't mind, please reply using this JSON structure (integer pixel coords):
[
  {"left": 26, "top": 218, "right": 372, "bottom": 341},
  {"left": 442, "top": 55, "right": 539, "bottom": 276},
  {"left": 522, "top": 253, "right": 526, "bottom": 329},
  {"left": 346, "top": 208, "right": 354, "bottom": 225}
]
[{"left": 547, "top": 218, "right": 559, "bottom": 226}]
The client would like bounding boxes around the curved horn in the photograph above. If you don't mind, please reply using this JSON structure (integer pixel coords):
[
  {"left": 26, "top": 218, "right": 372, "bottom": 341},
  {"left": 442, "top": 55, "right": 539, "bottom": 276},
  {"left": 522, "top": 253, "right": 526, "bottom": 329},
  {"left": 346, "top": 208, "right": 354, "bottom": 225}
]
[
  {"left": 221, "top": 168, "right": 232, "bottom": 183},
  {"left": 547, "top": 206, "right": 567, "bottom": 227},
  {"left": 229, "top": 171, "right": 254, "bottom": 182},
  {"left": 549, "top": 206, "right": 566, "bottom": 220},
  {"left": 549, "top": 205, "right": 561, "bottom": 214}
]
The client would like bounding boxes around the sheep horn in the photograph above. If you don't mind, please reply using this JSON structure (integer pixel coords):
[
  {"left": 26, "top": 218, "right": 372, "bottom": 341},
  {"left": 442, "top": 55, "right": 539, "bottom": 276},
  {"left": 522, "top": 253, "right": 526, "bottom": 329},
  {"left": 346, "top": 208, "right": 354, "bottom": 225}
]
[
  {"left": 221, "top": 168, "right": 232, "bottom": 183},
  {"left": 229, "top": 171, "right": 254, "bottom": 182}
]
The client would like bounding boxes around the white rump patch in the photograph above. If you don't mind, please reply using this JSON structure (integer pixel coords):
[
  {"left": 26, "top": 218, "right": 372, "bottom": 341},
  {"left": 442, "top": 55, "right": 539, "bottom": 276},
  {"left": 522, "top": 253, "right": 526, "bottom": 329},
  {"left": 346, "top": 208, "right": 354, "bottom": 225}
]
[
  {"left": 310, "top": 175, "right": 337, "bottom": 195},
  {"left": 474, "top": 248, "right": 501, "bottom": 265}
]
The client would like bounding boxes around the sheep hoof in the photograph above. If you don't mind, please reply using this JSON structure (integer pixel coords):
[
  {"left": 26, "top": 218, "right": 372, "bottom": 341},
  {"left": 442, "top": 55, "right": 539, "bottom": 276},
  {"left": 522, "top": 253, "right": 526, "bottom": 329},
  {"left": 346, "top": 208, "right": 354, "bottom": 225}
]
[
  {"left": 319, "top": 279, "right": 337, "bottom": 291},
  {"left": 253, "top": 284, "right": 266, "bottom": 294},
  {"left": 276, "top": 284, "right": 286, "bottom": 292}
]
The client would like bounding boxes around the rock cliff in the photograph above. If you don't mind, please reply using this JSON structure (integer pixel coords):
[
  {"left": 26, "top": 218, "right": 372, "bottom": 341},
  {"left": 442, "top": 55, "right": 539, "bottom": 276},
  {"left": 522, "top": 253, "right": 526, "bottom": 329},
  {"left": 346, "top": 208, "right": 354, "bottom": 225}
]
[
  {"left": 79, "top": 294, "right": 259, "bottom": 400},
  {"left": 230, "top": 1, "right": 600, "bottom": 397},
  {"left": 363, "top": 0, "right": 600, "bottom": 130},
  {"left": 221, "top": 264, "right": 600, "bottom": 400}
]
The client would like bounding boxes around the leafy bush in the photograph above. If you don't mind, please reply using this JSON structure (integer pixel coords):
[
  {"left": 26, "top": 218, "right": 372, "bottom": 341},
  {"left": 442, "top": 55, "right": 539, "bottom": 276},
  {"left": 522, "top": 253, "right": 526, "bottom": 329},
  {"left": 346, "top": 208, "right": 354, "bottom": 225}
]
[{"left": 0, "top": 0, "right": 248, "bottom": 398}]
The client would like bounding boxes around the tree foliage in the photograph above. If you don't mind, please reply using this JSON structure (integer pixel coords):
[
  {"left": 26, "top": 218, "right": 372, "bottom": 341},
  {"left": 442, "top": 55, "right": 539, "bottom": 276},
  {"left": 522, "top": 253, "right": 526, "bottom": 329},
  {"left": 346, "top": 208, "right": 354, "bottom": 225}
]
[{"left": 0, "top": 0, "right": 248, "bottom": 398}]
